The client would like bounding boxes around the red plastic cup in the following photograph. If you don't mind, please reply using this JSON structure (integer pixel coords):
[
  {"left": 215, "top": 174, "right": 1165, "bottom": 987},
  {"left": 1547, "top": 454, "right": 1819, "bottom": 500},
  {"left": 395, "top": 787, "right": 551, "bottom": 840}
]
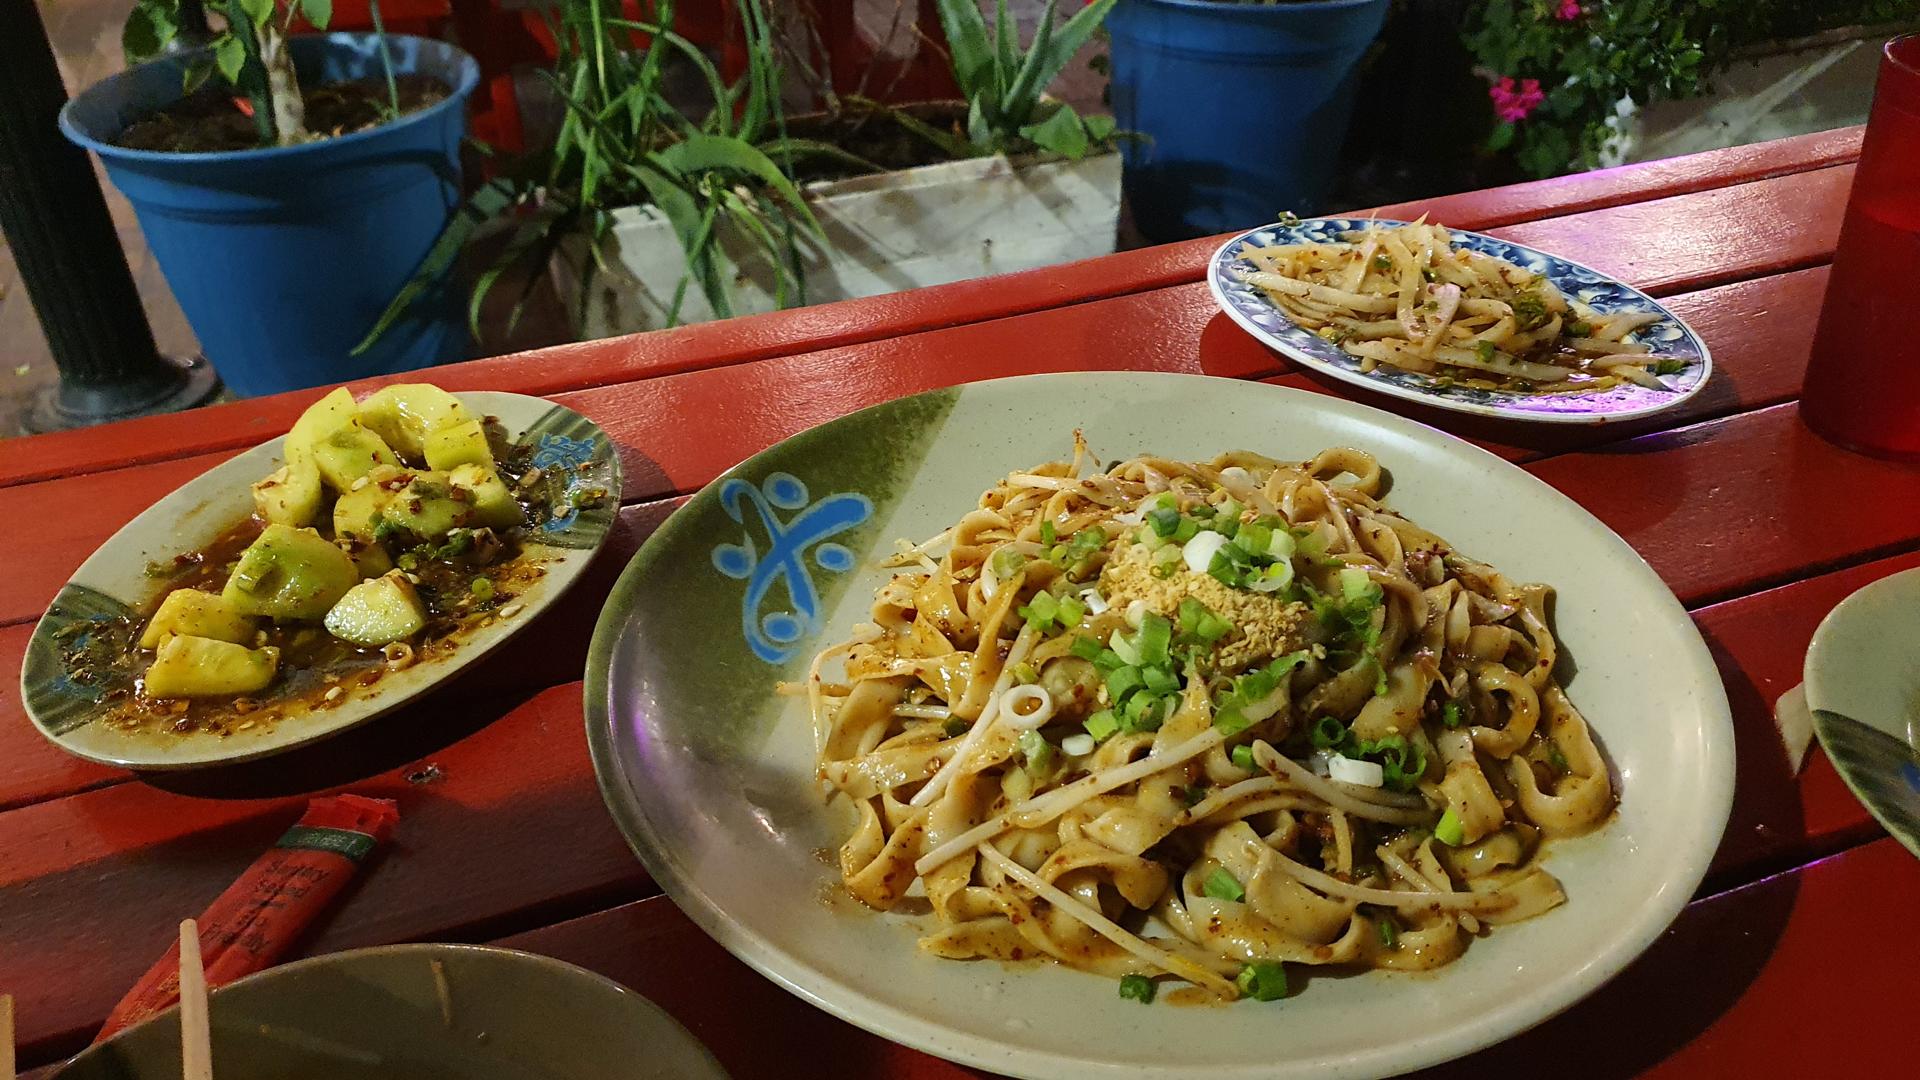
[{"left": 1801, "top": 34, "right": 1920, "bottom": 460}]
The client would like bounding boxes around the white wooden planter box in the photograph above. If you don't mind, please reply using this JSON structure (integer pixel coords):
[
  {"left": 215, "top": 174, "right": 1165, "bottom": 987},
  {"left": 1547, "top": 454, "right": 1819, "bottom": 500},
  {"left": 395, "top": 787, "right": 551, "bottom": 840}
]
[{"left": 553, "top": 150, "right": 1122, "bottom": 338}]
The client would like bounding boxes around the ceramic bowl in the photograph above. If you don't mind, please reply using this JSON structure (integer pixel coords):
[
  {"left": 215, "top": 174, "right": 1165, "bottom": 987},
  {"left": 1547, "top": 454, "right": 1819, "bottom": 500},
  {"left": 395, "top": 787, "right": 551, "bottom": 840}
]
[
  {"left": 1805, "top": 566, "right": 1920, "bottom": 858},
  {"left": 53, "top": 943, "right": 726, "bottom": 1080}
]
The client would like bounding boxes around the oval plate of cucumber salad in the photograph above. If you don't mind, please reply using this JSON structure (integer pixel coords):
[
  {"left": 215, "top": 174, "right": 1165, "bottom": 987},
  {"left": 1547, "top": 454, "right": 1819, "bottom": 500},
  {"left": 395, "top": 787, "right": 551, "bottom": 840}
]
[{"left": 21, "top": 385, "right": 621, "bottom": 770}]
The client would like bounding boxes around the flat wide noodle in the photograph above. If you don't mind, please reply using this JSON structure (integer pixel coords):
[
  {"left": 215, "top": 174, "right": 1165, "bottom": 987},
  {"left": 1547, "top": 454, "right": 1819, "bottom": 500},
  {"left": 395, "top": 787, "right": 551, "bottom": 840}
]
[{"left": 808, "top": 443, "right": 1616, "bottom": 998}]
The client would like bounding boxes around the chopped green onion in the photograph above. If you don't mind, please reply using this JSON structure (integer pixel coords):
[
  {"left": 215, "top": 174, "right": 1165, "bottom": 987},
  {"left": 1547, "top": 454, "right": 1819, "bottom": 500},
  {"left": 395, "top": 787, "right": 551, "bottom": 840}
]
[
  {"left": 1140, "top": 664, "right": 1179, "bottom": 696},
  {"left": 1177, "top": 598, "right": 1208, "bottom": 634},
  {"left": 1056, "top": 595, "right": 1087, "bottom": 631},
  {"left": 1236, "top": 961, "right": 1289, "bottom": 1002},
  {"left": 1011, "top": 662, "right": 1038, "bottom": 684},
  {"left": 1435, "top": 807, "right": 1465, "bottom": 846},
  {"left": 1207, "top": 552, "right": 1244, "bottom": 589},
  {"left": 1565, "top": 320, "right": 1592, "bottom": 337},
  {"left": 1122, "top": 692, "right": 1167, "bottom": 732},
  {"left": 1377, "top": 915, "right": 1400, "bottom": 951},
  {"left": 1203, "top": 867, "right": 1245, "bottom": 902},
  {"left": 1070, "top": 635, "right": 1105, "bottom": 662},
  {"left": 470, "top": 576, "right": 495, "bottom": 601},
  {"left": 1217, "top": 499, "right": 1244, "bottom": 523},
  {"left": 1441, "top": 700, "right": 1463, "bottom": 728},
  {"left": 1310, "top": 716, "right": 1348, "bottom": 751},
  {"left": 1172, "top": 517, "right": 1200, "bottom": 543},
  {"left": 1136, "top": 613, "right": 1172, "bottom": 665},
  {"left": 1654, "top": 358, "right": 1688, "bottom": 376},
  {"left": 1474, "top": 339, "right": 1496, "bottom": 363},
  {"left": 1183, "top": 784, "right": 1208, "bottom": 807},
  {"left": 943, "top": 717, "right": 969, "bottom": 737},
  {"left": 1547, "top": 744, "right": 1570, "bottom": 774},
  {"left": 1372, "top": 252, "right": 1392, "bottom": 271},
  {"left": 1018, "top": 590, "right": 1060, "bottom": 633},
  {"left": 1338, "top": 566, "right": 1377, "bottom": 603},
  {"left": 1266, "top": 529, "right": 1296, "bottom": 561},
  {"left": 1093, "top": 648, "right": 1127, "bottom": 672},
  {"left": 1213, "top": 704, "right": 1251, "bottom": 736},
  {"left": 1105, "top": 665, "right": 1146, "bottom": 703},
  {"left": 1230, "top": 744, "right": 1256, "bottom": 771},
  {"left": 1232, "top": 522, "right": 1273, "bottom": 556},
  {"left": 1247, "top": 561, "right": 1294, "bottom": 594},
  {"left": 1018, "top": 729, "right": 1054, "bottom": 774},
  {"left": 1109, "top": 630, "right": 1143, "bottom": 666},
  {"left": 1147, "top": 507, "right": 1181, "bottom": 538},
  {"left": 1118, "top": 974, "right": 1155, "bottom": 1004},
  {"left": 990, "top": 547, "right": 1028, "bottom": 580},
  {"left": 1084, "top": 710, "right": 1120, "bottom": 741},
  {"left": 1040, "top": 520, "right": 1056, "bottom": 545},
  {"left": 1194, "top": 611, "right": 1233, "bottom": 644}
]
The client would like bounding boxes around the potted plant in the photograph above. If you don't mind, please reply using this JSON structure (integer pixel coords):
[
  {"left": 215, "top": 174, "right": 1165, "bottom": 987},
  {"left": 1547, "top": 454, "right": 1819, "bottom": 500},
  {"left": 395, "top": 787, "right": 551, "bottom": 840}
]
[
  {"left": 59, "top": 0, "right": 479, "bottom": 397},
  {"left": 1105, "top": 0, "right": 1391, "bottom": 242},
  {"left": 568, "top": 0, "right": 1123, "bottom": 336},
  {"left": 376, "top": 0, "right": 1121, "bottom": 343}
]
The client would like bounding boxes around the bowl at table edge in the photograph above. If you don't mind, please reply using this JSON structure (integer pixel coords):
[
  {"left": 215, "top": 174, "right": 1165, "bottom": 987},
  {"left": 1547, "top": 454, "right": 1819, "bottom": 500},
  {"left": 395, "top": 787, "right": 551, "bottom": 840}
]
[
  {"left": 52, "top": 943, "right": 728, "bottom": 1080},
  {"left": 1804, "top": 566, "right": 1920, "bottom": 860}
]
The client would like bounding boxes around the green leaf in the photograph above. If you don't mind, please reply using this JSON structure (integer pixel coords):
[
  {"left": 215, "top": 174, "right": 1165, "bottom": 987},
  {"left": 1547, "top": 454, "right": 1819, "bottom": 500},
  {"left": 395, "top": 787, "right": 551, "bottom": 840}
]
[
  {"left": 932, "top": 0, "right": 996, "bottom": 101},
  {"left": 1082, "top": 113, "right": 1116, "bottom": 145},
  {"left": 214, "top": 33, "right": 248, "bottom": 84},
  {"left": 1020, "top": 104, "right": 1088, "bottom": 160},
  {"left": 353, "top": 177, "right": 526, "bottom": 354},
  {"left": 1486, "top": 121, "right": 1516, "bottom": 152},
  {"left": 181, "top": 60, "right": 215, "bottom": 95},
  {"left": 300, "top": 0, "right": 332, "bottom": 29},
  {"left": 1000, "top": 0, "right": 1059, "bottom": 127},
  {"left": 845, "top": 96, "right": 974, "bottom": 160},
  {"left": 123, "top": 1, "right": 178, "bottom": 65},
  {"left": 1002, "top": 0, "right": 1118, "bottom": 130},
  {"left": 756, "top": 136, "right": 886, "bottom": 177},
  {"left": 656, "top": 134, "right": 821, "bottom": 238},
  {"left": 238, "top": 0, "right": 274, "bottom": 28}
]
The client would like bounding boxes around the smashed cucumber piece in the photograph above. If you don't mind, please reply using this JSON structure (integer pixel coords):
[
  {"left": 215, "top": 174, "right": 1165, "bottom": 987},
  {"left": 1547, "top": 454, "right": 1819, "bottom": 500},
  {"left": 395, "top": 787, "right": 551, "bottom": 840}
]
[
  {"left": 251, "top": 455, "right": 323, "bottom": 528},
  {"left": 423, "top": 416, "right": 495, "bottom": 471},
  {"left": 221, "top": 524, "right": 361, "bottom": 621},
  {"left": 357, "top": 384, "right": 471, "bottom": 461},
  {"left": 143, "top": 634, "right": 279, "bottom": 698},
  {"left": 324, "top": 572, "right": 426, "bottom": 647},
  {"left": 449, "top": 463, "right": 524, "bottom": 530},
  {"left": 139, "top": 589, "right": 256, "bottom": 650}
]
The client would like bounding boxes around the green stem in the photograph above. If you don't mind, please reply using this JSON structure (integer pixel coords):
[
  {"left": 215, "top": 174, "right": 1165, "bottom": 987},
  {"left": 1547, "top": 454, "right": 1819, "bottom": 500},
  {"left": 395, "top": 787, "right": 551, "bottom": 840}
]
[{"left": 369, "top": 0, "right": 401, "bottom": 119}]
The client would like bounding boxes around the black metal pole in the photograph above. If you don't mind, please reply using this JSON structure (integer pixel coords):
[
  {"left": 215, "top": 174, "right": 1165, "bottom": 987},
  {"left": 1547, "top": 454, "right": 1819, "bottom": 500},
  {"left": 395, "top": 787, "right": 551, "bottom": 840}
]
[{"left": 0, "top": 0, "right": 218, "bottom": 434}]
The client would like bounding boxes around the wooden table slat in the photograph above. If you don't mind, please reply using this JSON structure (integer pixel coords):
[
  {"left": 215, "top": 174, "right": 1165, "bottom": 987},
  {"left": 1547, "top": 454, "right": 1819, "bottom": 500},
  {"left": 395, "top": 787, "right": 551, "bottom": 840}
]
[{"left": 0, "top": 129, "right": 1858, "bottom": 490}]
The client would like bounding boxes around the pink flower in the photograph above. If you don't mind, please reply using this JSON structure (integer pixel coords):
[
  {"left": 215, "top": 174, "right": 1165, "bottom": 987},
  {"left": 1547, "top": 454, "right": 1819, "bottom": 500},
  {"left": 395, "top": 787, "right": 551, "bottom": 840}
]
[
  {"left": 1489, "top": 77, "right": 1546, "bottom": 123},
  {"left": 1555, "top": 0, "right": 1583, "bottom": 19}
]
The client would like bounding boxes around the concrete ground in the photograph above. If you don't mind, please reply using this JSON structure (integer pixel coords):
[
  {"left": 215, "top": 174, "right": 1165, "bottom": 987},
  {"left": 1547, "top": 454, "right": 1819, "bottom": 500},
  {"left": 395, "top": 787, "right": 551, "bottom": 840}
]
[{"left": 0, "top": 0, "right": 1882, "bottom": 438}]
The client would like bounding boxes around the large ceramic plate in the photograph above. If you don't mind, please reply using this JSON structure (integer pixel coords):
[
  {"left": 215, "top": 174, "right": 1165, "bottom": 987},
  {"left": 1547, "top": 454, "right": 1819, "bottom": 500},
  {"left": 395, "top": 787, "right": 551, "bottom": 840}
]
[
  {"left": 586, "top": 373, "right": 1733, "bottom": 1079},
  {"left": 1208, "top": 218, "right": 1713, "bottom": 424},
  {"left": 23, "top": 392, "right": 620, "bottom": 770},
  {"left": 1805, "top": 567, "right": 1920, "bottom": 860}
]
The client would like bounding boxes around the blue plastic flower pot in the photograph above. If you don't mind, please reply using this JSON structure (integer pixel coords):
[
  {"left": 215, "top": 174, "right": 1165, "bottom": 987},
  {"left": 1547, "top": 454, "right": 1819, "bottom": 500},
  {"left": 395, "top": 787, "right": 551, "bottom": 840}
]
[
  {"left": 1108, "top": 0, "right": 1391, "bottom": 242},
  {"left": 60, "top": 34, "right": 479, "bottom": 398}
]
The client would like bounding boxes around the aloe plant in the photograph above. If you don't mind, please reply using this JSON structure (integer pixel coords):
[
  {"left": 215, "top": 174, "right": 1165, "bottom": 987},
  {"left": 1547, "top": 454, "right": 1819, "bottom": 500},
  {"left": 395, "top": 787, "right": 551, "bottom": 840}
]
[
  {"left": 931, "top": 0, "right": 1119, "bottom": 159},
  {"left": 364, "top": 0, "right": 864, "bottom": 346}
]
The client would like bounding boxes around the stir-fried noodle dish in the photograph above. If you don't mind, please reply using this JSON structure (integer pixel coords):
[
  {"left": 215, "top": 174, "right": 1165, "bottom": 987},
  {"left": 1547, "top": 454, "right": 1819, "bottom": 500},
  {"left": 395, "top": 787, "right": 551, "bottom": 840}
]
[{"left": 803, "top": 440, "right": 1615, "bottom": 1002}]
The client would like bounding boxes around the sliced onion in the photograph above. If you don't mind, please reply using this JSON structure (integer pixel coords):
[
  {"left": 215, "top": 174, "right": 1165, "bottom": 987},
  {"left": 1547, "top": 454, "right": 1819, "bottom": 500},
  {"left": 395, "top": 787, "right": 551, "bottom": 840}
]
[
  {"left": 1062, "top": 733, "right": 1096, "bottom": 757},
  {"left": 1182, "top": 531, "right": 1230, "bottom": 574},
  {"left": 1080, "top": 588, "right": 1110, "bottom": 615},
  {"left": 1001, "top": 684, "right": 1055, "bottom": 730},
  {"left": 1329, "top": 755, "right": 1384, "bottom": 787}
]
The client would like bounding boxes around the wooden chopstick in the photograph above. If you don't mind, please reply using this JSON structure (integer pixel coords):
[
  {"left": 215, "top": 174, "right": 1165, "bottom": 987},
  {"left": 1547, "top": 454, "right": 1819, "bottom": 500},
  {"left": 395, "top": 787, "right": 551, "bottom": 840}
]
[
  {"left": 3, "top": 992, "right": 15, "bottom": 1080},
  {"left": 178, "top": 920, "right": 212, "bottom": 1080}
]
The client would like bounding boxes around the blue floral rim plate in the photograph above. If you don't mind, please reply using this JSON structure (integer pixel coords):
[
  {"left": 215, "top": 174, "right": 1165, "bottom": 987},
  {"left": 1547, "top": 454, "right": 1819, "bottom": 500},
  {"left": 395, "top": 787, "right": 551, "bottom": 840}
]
[{"left": 1207, "top": 218, "right": 1714, "bottom": 424}]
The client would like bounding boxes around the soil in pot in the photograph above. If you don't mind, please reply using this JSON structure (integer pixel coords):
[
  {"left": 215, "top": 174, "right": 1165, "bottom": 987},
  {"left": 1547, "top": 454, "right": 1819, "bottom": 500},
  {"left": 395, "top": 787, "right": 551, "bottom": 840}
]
[
  {"left": 114, "top": 74, "right": 450, "bottom": 153},
  {"left": 781, "top": 101, "right": 970, "bottom": 184}
]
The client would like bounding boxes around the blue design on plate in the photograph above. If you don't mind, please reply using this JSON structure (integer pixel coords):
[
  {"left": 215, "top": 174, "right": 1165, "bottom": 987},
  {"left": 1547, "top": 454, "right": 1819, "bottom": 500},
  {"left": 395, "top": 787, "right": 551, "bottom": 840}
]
[
  {"left": 1904, "top": 762, "right": 1920, "bottom": 795},
  {"left": 532, "top": 432, "right": 599, "bottom": 470},
  {"left": 711, "top": 472, "right": 874, "bottom": 664},
  {"left": 1209, "top": 217, "right": 1710, "bottom": 420}
]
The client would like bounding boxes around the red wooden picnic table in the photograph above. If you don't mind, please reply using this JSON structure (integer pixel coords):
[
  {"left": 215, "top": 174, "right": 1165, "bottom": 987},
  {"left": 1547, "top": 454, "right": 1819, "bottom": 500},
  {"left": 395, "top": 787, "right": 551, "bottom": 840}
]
[{"left": 4, "top": 125, "right": 1916, "bottom": 1078}]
